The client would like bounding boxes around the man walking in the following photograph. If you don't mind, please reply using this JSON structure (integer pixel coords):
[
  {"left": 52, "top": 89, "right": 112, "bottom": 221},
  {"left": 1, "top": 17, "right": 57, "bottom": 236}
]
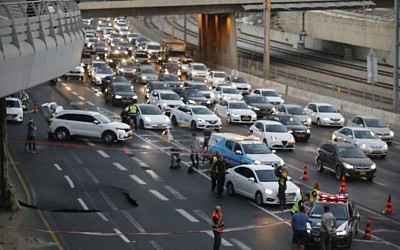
[
  {"left": 274, "top": 164, "right": 288, "bottom": 211},
  {"left": 190, "top": 133, "right": 201, "bottom": 168},
  {"left": 209, "top": 151, "right": 220, "bottom": 192},
  {"left": 211, "top": 206, "right": 224, "bottom": 250},
  {"left": 320, "top": 206, "right": 336, "bottom": 250},
  {"left": 215, "top": 154, "right": 228, "bottom": 198},
  {"left": 25, "top": 118, "right": 37, "bottom": 153},
  {"left": 202, "top": 128, "right": 212, "bottom": 164},
  {"left": 291, "top": 206, "right": 309, "bottom": 250},
  {"left": 125, "top": 102, "right": 138, "bottom": 131}
]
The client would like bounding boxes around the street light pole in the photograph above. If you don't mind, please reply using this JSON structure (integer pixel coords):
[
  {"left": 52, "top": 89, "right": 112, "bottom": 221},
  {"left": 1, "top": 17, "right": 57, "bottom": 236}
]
[
  {"left": 394, "top": 0, "right": 399, "bottom": 113},
  {"left": 264, "top": 0, "right": 271, "bottom": 80}
]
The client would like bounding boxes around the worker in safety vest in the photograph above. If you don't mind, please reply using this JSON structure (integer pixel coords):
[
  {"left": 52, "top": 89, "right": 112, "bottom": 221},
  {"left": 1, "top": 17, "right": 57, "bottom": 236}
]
[
  {"left": 211, "top": 206, "right": 224, "bottom": 250},
  {"left": 309, "top": 182, "right": 320, "bottom": 206},
  {"left": 274, "top": 164, "right": 288, "bottom": 211},
  {"left": 209, "top": 151, "right": 220, "bottom": 193},
  {"left": 125, "top": 102, "right": 138, "bottom": 131},
  {"left": 291, "top": 193, "right": 310, "bottom": 215}
]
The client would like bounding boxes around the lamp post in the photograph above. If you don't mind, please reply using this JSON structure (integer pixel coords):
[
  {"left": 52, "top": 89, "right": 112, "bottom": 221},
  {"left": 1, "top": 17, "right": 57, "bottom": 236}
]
[{"left": 264, "top": 0, "right": 271, "bottom": 80}]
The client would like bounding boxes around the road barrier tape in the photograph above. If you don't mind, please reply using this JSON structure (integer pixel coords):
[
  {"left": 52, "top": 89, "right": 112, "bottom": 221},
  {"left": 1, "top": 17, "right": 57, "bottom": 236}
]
[{"left": 0, "top": 220, "right": 289, "bottom": 237}]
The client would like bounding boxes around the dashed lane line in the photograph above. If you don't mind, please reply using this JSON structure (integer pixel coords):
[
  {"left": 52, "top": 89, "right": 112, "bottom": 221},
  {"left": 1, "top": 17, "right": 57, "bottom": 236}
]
[
  {"left": 72, "top": 91, "right": 78, "bottom": 95},
  {"left": 164, "top": 185, "right": 186, "bottom": 200},
  {"left": 96, "top": 150, "right": 110, "bottom": 158},
  {"left": 99, "top": 190, "right": 118, "bottom": 211},
  {"left": 113, "top": 162, "right": 128, "bottom": 171},
  {"left": 131, "top": 156, "right": 148, "bottom": 167},
  {"left": 113, "top": 228, "right": 130, "bottom": 243},
  {"left": 96, "top": 212, "right": 109, "bottom": 222},
  {"left": 83, "top": 167, "right": 100, "bottom": 184},
  {"left": 69, "top": 151, "right": 83, "bottom": 164},
  {"left": 230, "top": 238, "right": 252, "bottom": 250},
  {"left": 53, "top": 163, "right": 62, "bottom": 171},
  {"left": 77, "top": 198, "right": 89, "bottom": 210},
  {"left": 78, "top": 96, "right": 86, "bottom": 101},
  {"left": 149, "top": 240, "right": 162, "bottom": 250},
  {"left": 121, "top": 210, "right": 146, "bottom": 233},
  {"left": 149, "top": 190, "right": 169, "bottom": 201},
  {"left": 65, "top": 86, "right": 72, "bottom": 91},
  {"left": 145, "top": 169, "right": 164, "bottom": 182},
  {"left": 129, "top": 175, "right": 147, "bottom": 185},
  {"left": 86, "top": 101, "right": 95, "bottom": 106},
  {"left": 175, "top": 209, "right": 199, "bottom": 223},
  {"left": 205, "top": 231, "right": 234, "bottom": 247},
  {"left": 64, "top": 175, "right": 75, "bottom": 188},
  {"left": 61, "top": 82, "right": 67, "bottom": 87}
]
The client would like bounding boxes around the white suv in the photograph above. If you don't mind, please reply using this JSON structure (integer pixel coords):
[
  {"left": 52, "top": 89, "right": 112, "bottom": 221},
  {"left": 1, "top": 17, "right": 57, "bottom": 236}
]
[
  {"left": 48, "top": 110, "right": 132, "bottom": 144},
  {"left": 6, "top": 97, "right": 23, "bottom": 123}
]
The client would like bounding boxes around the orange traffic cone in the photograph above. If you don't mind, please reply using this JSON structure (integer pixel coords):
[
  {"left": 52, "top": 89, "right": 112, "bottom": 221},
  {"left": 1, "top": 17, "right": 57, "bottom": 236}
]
[
  {"left": 383, "top": 194, "right": 393, "bottom": 214},
  {"left": 33, "top": 102, "right": 38, "bottom": 113},
  {"left": 364, "top": 217, "right": 372, "bottom": 239},
  {"left": 339, "top": 175, "right": 346, "bottom": 193},
  {"left": 300, "top": 163, "right": 308, "bottom": 180}
]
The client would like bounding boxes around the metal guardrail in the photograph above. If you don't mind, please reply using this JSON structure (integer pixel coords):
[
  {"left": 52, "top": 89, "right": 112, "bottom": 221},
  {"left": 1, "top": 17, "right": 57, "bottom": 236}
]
[{"left": 0, "top": 0, "right": 82, "bottom": 58}]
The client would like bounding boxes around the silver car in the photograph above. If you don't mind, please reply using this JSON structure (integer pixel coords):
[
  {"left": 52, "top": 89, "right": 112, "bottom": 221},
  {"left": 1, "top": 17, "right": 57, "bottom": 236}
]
[
  {"left": 276, "top": 104, "right": 312, "bottom": 126},
  {"left": 332, "top": 127, "right": 388, "bottom": 158},
  {"left": 347, "top": 115, "right": 394, "bottom": 144}
]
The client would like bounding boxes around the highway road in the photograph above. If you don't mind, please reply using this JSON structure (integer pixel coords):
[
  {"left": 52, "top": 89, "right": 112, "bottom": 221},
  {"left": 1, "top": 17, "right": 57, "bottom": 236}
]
[{"left": 6, "top": 73, "right": 400, "bottom": 249}]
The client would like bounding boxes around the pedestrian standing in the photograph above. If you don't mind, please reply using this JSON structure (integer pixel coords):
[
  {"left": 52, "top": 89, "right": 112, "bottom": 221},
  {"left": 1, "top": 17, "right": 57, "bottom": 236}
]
[
  {"left": 320, "top": 206, "right": 336, "bottom": 250},
  {"left": 190, "top": 133, "right": 201, "bottom": 168},
  {"left": 25, "top": 118, "right": 37, "bottom": 153},
  {"left": 274, "top": 164, "right": 288, "bottom": 211},
  {"left": 215, "top": 155, "right": 228, "bottom": 198},
  {"left": 291, "top": 206, "right": 309, "bottom": 250},
  {"left": 125, "top": 102, "right": 138, "bottom": 131},
  {"left": 310, "top": 182, "right": 320, "bottom": 206},
  {"left": 291, "top": 193, "right": 310, "bottom": 215},
  {"left": 202, "top": 128, "right": 212, "bottom": 164},
  {"left": 211, "top": 206, "right": 224, "bottom": 250},
  {"left": 209, "top": 151, "right": 220, "bottom": 192}
]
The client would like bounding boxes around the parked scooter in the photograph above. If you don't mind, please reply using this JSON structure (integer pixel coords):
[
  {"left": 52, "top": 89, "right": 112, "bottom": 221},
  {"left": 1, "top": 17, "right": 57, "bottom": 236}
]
[{"left": 20, "top": 90, "right": 29, "bottom": 111}]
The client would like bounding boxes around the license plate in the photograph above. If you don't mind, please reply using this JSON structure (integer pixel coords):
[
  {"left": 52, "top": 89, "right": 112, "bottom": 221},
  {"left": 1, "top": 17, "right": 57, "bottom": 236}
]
[
  {"left": 314, "top": 237, "right": 320, "bottom": 242},
  {"left": 157, "top": 124, "right": 163, "bottom": 128},
  {"left": 242, "top": 117, "right": 251, "bottom": 121},
  {"left": 372, "top": 150, "right": 381, "bottom": 153},
  {"left": 286, "top": 195, "right": 295, "bottom": 201},
  {"left": 360, "top": 171, "right": 367, "bottom": 176},
  {"left": 297, "top": 134, "right": 305, "bottom": 138},
  {"left": 209, "top": 126, "right": 219, "bottom": 129}
]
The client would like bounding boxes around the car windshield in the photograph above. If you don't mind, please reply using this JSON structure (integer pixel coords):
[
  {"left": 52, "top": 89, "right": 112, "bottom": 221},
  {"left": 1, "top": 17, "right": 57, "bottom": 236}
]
[
  {"left": 114, "top": 85, "right": 133, "bottom": 92},
  {"left": 222, "top": 88, "right": 239, "bottom": 94},
  {"left": 191, "top": 84, "right": 209, "bottom": 91},
  {"left": 247, "top": 96, "right": 268, "bottom": 103},
  {"left": 364, "top": 118, "right": 387, "bottom": 128},
  {"left": 147, "top": 45, "right": 160, "bottom": 50},
  {"left": 261, "top": 90, "right": 279, "bottom": 97},
  {"left": 192, "top": 107, "right": 213, "bottom": 115},
  {"left": 136, "top": 54, "right": 148, "bottom": 59},
  {"left": 163, "top": 74, "right": 180, "bottom": 81},
  {"left": 265, "top": 124, "right": 288, "bottom": 132},
  {"left": 232, "top": 77, "right": 247, "bottom": 83},
  {"left": 112, "top": 76, "right": 128, "bottom": 83},
  {"left": 309, "top": 204, "right": 348, "bottom": 220},
  {"left": 6, "top": 100, "right": 20, "bottom": 108},
  {"left": 353, "top": 130, "right": 376, "bottom": 139},
  {"left": 93, "top": 113, "right": 112, "bottom": 123},
  {"left": 242, "top": 143, "right": 272, "bottom": 154},
  {"left": 160, "top": 93, "right": 180, "bottom": 100},
  {"left": 140, "top": 105, "right": 163, "bottom": 115},
  {"left": 142, "top": 68, "right": 156, "bottom": 74},
  {"left": 121, "top": 63, "right": 135, "bottom": 68},
  {"left": 97, "top": 68, "right": 113, "bottom": 74},
  {"left": 165, "top": 64, "right": 179, "bottom": 70},
  {"left": 193, "top": 64, "right": 207, "bottom": 70},
  {"left": 318, "top": 105, "right": 338, "bottom": 113},
  {"left": 338, "top": 146, "right": 366, "bottom": 158},
  {"left": 110, "top": 33, "right": 120, "bottom": 38},
  {"left": 153, "top": 83, "right": 170, "bottom": 90},
  {"left": 280, "top": 116, "right": 302, "bottom": 125},
  {"left": 256, "top": 170, "right": 278, "bottom": 182},
  {"left": 229, "top": 102, "right": 249, "bottom": 109},
  {"left": 186, "top": 90, "right": 203, "bottom": 97},
  {"left": 287, "top": 107, "right": 307, "bottom": 115},
  {"left": 214, "top": 72, "right": 226, "bottom": 78},
  {"left": 93, "top": 62, "right": 107, "bottom": 69}
]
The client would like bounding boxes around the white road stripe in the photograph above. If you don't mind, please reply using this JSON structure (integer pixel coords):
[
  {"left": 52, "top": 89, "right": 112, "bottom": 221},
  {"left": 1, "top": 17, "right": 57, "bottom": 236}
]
[
  {"left": 149, "top": 190, "right": 169, "bottom": 201},
  {"left": 61, "top": 82, "right": 67, "bottom": 87},
  {"left": 65, "top": 86, "right": 72, "bottom": 91},
  {"left": 373, "top": 180, "right": 387, "bottom": 187},
  {"left": 99, "top": 190, "right": 118, "bottom": 211},
  {"left": 78, "top": 96, "right": 86, "bottom": 100},
  {"left": 164, "top": 185, "right": 186, "bottom": 200},
  {"left": 131, "top": 157, "right": 148, "bottom": 167},
  {"left": 121, "top": 210, "right": 146, "bottom": 233},
  {"left": 96, "top": 150, "right": 110, "bottom": 158},
  {"left": 175, "top": 209, "right": 199, "bottom": 222},
  {"left": 72, "top": 91, "right": 78, "bottom": 95},
  {"left": 113, "top": 228, "right": 130, "bottom": 243},
  {"left": 113, "top": 162, "right": 128, "bottom": 171},
  {"left": 87, "top": 142, "right": 95, "bottom": 146},
  {"left": 83, "top": 167, "right": 99, "bottom": 184},
  {"left": 85, "top": 86, "right": 92, "bottom": 91},
  {"left": 77, "top": 198, "right": 89, "bottom": 210},
  {"left": 86, "top": 101, "right": 95, "bottom": 106},
  {"left": 70, "top": 151, "right": 83, "bottom": 164},
  {"left": 149, "top": 240, "right": 162, "bottom": 250},
  {"left": 97, "top": 212, "right": 109, "bottom": 221},
  {"left": 129, "top": 175, "right": 146, "bottom": 185},
  {"left": 64, "top": 175, "right": 75, "bottom": 188},
  {"left": 205, "top": 231, "right": 233, "bottom": 247},
  {"left": 53, "top": 163, "right": 62, "bottom": 171},
  {"left": 145, "top": 169, "right": 164, "bottom": 182},
  {"left": 230, "top": 238, "right": 252, "bottom": 250}
]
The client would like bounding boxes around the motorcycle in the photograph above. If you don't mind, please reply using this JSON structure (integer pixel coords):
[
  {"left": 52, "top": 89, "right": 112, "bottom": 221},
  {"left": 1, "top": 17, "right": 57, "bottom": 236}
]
[{"left": 20, "top": 91, "right": 29, "bottom": 111}]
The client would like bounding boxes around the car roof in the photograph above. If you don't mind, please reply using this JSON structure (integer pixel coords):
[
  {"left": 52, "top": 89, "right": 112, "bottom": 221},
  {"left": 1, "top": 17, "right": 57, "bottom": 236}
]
[
  {"left": 147, "top": 42, "right": 160, "bottom": 45},
  {"left": 219, "top": 86, "right": 237, "bottom": 89},
  {"left": 325, "top": 141, "right": 358, "bottom": 148},
  {"left": 233, "top": 164, "right": 274, "bottom": 170},
  {"left": 155, "top": 90, "right": 177, "bottom": 94},
  {"left": 254, "top": 88, "right": 276, "bottom": 91},
  {"left": 111, "top": 82, "right": 131, "bottom": 86},
  {"left": 6, "top": 97, "right": 19, "bottom": 101},
  {"left": 225, "top": 100, "right": 246, "bottom": 104},
  {"left": 55, "top": 110, "right": 100, "bottom": 116},
  {"left": 353, "top": 115, "right": 381, "bottom": 120},
  {"left": 310, "top": 102, "right": 333, "bottom": 106},
  {"left": 210, "top": 70, "right": 226, "bottom": 73},
  {"left": 256, "top": 120, "right": 283, "bottom": 125},
  {"left": 269, "top": 113, "right": 293, "bottom": 118},
  {"left": 281, "top": 104, "right": 302, "bottom": 108}
]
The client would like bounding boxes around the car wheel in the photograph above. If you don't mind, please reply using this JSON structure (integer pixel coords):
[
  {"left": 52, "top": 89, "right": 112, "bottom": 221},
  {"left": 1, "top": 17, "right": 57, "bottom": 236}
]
[
  {"left": 317, "top": 118, "right": 321, "bottom": 127},
  {"left": 102, "top": 131, "right": 116, "bottom": 144},
  {"left": 55, "top": 127, "right": 69, "bottom": 141},
  {"left": 316, "top": 157, "right": 324, "bottom": 172},
  {"left": 335, "top": 165, "right": 342, "bottom": 180},
  {"left": 227, "top": 182, "right": 235, "bottom": 196},
  {"left": 139, "top": 119, "right": 145, "bottom": 129},
  {"left": 255, "top": 192, "right": 263, "bottom": 206},
  {"left": 227, "top": 114, "right": 231, "bottom": 124},
  {"left": 171, "top": 116, "right": 178, "bottom": 126},
  {"left": 191, "top": 121, "right": 197, "bottom": 130}
]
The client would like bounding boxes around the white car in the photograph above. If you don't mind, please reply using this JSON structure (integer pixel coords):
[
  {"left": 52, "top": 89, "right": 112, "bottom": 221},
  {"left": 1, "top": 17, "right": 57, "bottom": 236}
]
[
  {"left": 251, "top": 88, "right": 284, "bottom": 106},
  {"left": 6, "top": 97, "right": 23, "bottom": 123},
  {"left": 148, "top": 90, "right": 184, "bottom": 114},
  {"left": 214, "top": 100, "right": 257, "bottom": 124},
  {"left": 135, "top": 104, "right": 171, "bottom": 130},
  {"left": 211, "top": 86, "right": 243, "bottom": 103},
  {"left": 230, "top": 76, "right": 252, "bottom": 94},
  {"left": 145, "top": 42, "right": 161, "bottom": 58},
  {"left": 249, "top": 120, "right": 295, "bottom": 150},
  {"left": 91, "top": 67, "right": 114, "bottom": 85},
  {"left": 48, "top": 110, "right": 132, "bottom": 144},
  {"left": 304, "top": 102, "right": 345, "bottom": 127},
  {"left": 186, "top": 62, "right": 208, "bottom": 79},
  {"left": 276, "top": 104, "right": 312, "bottom": 126},
  {"left": 178, "top": 57, "right": 194, "bottom": 74},
  {"left": 332, "top": 127, "right": 388, "bottom": 157},
  {"left": 64, "top": 65, "right": 84, "bottom": 80},
  {"left": 170, "top": 105, "right": 222, "bottom": 130},
  {"left": 206, "top": 70, "right": 227, "bottom": 88},
  {"left": 225, "top": 164, "right": 301, "bottom": 205},
  {"left": 346, "top": 115, "right": 394, "bottom": 144}
]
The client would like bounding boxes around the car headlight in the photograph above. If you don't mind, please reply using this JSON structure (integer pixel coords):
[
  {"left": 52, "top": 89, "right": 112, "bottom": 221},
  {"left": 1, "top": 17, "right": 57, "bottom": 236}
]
[
  {"left": 124, "top": 51, "right": 128, "bottom": 54},
  {"left": 360, "top": 144, "right": 368, "bottom": 149},
  {"left": 264, "top": 188, "right": 274, "bottom": 195},
  {"left": 162, "top": 103, "right": 168, "bottom": 107},
  {"left": 144, "top": 117, "right": 151, "bottom": 122},
  {"left": 306, "top": 129, "right": 311, "bottom": 134},
  {"left": 343, "top": 163, "right": 354, "bottom": 169},
  {"left": 251, "top": 114, "right": 257, "bottom": 118},
  {"left": 133, "top": 96, "right": 137, "bottom": 99},
  {"left": 129, "top": 47, "right": 133, "bottom": 50},
  {"left": 280, "top": 159, "right": 285, "bottom": 165},
  {"left": 340, "top": 117, "right": 345, "bottom": 122},
  {"left": 119, "top": 68, "right": 125, "bottom": 72},
  {"left": 96, "top": 76, "right": 101, "bottom": 81},
  {"left": 188, "top": 100, "right": 197, "bottom": 104},
  {"left": 254, "top": 160, "right": 261, "bottom": 165},
  {"left": 104, "top": 47, "right": 108, "bottom": 51},
  {"left": 371, "top": 163, "right": 376, "bottom": 170},
  {"left": 271, "top": 136, "right": 277, "bottom": 141},
  {"left": 141, "top": 76, "right": 147, "bottom": 80},
  {"left": 108, "top": 59, "right": 113, "bottom": 63},
  {"left": 288, "top": 129, "right": 293, "bottom": 134},
  {"left": 322, "top": 117, "right": 330, "bottom": 121},
  {"left": 389, "top": 131, "right": 394, "bottom": 136},
  {"left": 197, "top": 118, "right": 205, "bottom": 123},
  {"left": 114, "top": 95, "right": 122, "bottom": 99},
  {"left": 336, "top": 230, "right": 347, "bottom": 236},
  {"left": 296, "top": 188, "right": 301, "bottom": 195},
  {"left": 253, "top": 106, "right": 260, "bottom": 111},
  {"left": 383, "top": 143, "right": 388, "bottom": 149},
  {"left": 307, "top": 229, "right": 311, "bottom": 234},
  {"left": 290, "top": 135, "right": 295, "bottom": 142},
  {"left": 181, "top": 66, "right": 187, "bottom": 70},
  {"left": 225, "top": 96, "right": 231, "bottom": 100},
  {"left": 206, "top": 100, "right": 211, "bottom": 104},
  {"left": 307, "top": 117, "right": 311, "bottom": 123}
]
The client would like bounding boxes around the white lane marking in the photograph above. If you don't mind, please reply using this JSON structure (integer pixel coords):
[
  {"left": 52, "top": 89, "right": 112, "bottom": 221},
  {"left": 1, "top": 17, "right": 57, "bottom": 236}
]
[
  {"left": 121, "top": 210, "right": 146, "bottom": 233},
  {"left": 113, "top": 162, "right": 128, "bottom": 171},
  {"left": 129, "top": 175, "right": 147, "bottom": 185},
  {"left": 175, "top": 209, "right": 199, "bottom": 222},
  {"left": 145, "top": 169, "right": 164, "bottom": 182},
  {"left": 230, "top": 238, "right": 252, "bottom": 250},
  {"left": 78, "top": 96, "right": 86, "bottom": 101},
  {"left": 65, "top": 86, "right": 72, "bottom": 91},
  {"left": 84, "top": 139, "right": 95, "bottom": 146},
  {"left": 149, "top": 190, "right": 169, "bottom": 201},
  {"left": 86, "top": 101, "right": 95, "bottom": 106},
  {"left": 113, "top": 228, "right": 130, "bottom": 243},
  {"left": 72, "top": 91, "right": 78, "bottom": 95},
  {"left": 286, "top": 163, "right": 303, "bottom": 173},
  {"left": 96, "top": 150, "right": 110, "bottom": 158},
  {"left": 77, "top": 198, "right": 89, "bottom": 210},
  {"left": 205, "top": 231, "right": 233, "bottom": 247},
  {"left": 164, "top": 185, "right": 186, "bottom": 200},
  {"left": 99, "top": 190, "right": 118, "bottom": 211},
  {"left": 193, "top": 210, "right": 209, "bottom": 222},
  {"left": 53, "top": 163, "right": 62, "bottom": 171},
  {"left": 373, "top": 180, "right": 387, "bottom": 187},
  {"left": 64, "top": 175, "right": 75, "bottom": 188},
  {"left": 83, "top": 167, "right": 99, "bottom": 184},
  {"left": 85, "top": 86, "right": 92, "bottom": 91},
  {"left": 131, "top": 156, "right": 148, "bottom": 167},
  {"left": 149, "top": 240, "right": 162, "bottom": 250},
  {"left": 97, "top": 212, "right": 109, "bottom": 222},
  {"left": 61, "top": 82, "right": 67, "bottom": 87},
  {"left": 70, "top": 151, "right": 83, "bottom": 164}
]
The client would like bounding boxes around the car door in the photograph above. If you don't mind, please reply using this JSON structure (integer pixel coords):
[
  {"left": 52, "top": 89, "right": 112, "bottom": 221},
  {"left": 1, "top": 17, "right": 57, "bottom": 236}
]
[
  {"left": 251, "top": 122, "right": 264, "bottom": 140},
  {"left": 149, "top": 91, "right": 159, "bottom": 106},
  {"left": 223, "top": 140, "right": 236, "bottom": 167},
  {"left": 180, "top": 106, "right": 191, "bottom": 125},
  {"left": 324, "top": 144, "right": 337, "bottom": 169},
  {"left": 349, "top": 201, "right": 359, "bottom": 237},
  {"left": 231, "top": 142, "right": 246, "bottom": 166},
  {"left": 231, "top": 167, "right": 248, "bottom": 196},
  {"left": 240, "top": 168, "right": 259, "bottom": 198},
  {"left": 218, "top": 101, "right": 229, "bottom": 118},
  {"left": 337, "top": 128, "right": 352, "bottom": 142},
  {"left": 213, "top": 87, "right": 222, "bottom": 102},
  {"left": 306, "top": 104, "right": 318, "bottom": 123},
  {"left": 277, "top": 105, "right": 286, "bottom": 114}
]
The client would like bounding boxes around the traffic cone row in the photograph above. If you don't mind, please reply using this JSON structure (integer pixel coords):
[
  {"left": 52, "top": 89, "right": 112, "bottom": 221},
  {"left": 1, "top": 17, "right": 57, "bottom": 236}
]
[
  {"left": 300, "top": 163, "right": 308, "bottom": 180},
  {"left": 33, "top": 102, "right": 38, "bottom": 113},
  {"left": 383, "top": 194, "right": 393, "bottom": 214},
  {"left": 339, "top": 175, "right": 346, "bottom": 193},
  {"left": 364, "top": 217, "right": 372, "bottom": 239}
]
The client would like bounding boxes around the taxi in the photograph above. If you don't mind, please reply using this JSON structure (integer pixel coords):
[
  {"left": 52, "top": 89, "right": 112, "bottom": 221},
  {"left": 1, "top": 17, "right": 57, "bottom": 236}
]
[{"left": 170, "top": 104, "right": 221, "bottom": 130}]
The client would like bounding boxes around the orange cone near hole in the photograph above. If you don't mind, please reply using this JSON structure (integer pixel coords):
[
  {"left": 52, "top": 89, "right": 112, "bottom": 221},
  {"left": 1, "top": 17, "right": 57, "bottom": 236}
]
[
  {"left": 300, "top": 163, "right": 308, "bottom": 180},
  {"left": 33, "top": 102, "right": 38, "bottom": 113},
  {"left": 383, "top": 194, "right": 393, "bottom": 214},
  {"left": 339, "top": 175, "right": 346, "bottom": 193},
  {"left": 364, "top": 217, "right": 372, "bottom": 239}
]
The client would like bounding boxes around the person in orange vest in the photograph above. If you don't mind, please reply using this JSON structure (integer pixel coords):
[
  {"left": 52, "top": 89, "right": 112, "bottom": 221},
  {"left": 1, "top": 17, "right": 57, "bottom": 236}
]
[{"left": 211, "top": 206, "right": 224, "bottom": 250}]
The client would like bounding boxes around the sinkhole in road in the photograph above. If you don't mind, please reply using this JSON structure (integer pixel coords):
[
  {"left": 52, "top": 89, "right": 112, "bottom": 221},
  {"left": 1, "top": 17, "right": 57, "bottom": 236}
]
[{"left": 18, "top": 185, "right": 138, "bottom": 213}]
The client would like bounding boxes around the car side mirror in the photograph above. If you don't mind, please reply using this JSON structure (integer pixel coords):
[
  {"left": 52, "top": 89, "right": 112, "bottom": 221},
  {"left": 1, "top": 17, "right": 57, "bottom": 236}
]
[
  {"left": 272, "top": 150, "right": 276, "bottom": 154},
  {"left": 248, "top": 177, "right": 255, "bottom": 182},
  {"left": 287, "top": 176, "right": 292, "bottom": 181},
  {"left": 235, "top": 150, "right": 242, "bottom": 155},
  {"left": 93, "top": 120, "right": 100, "bottom": 124},
  {"left": 348, "top": 135, "right": 353, "bottom": 139},
  {"left": 351, "top": 215, "right": 360, "bottom": 220},
  {"left": 186, "top": 111, "right": 191, "bottom": 115}
]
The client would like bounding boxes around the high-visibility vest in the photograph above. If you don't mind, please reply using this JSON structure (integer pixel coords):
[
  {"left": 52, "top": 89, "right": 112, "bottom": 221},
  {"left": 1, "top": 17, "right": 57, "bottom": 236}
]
[
  {"left": 210, "top": 156, "right": 218, "bottom": 174},
  {"left": 310, "top": 188, "right": 320, "bottom": 204},
  {"left": 211, "top": 211, "right": 224, "bottom": 233},
  {"left": 278, "top": 171, "right": 288, "bottom": 186},
  {"left": 128, "top": 105, "right": 138, "bottom": 114},
  {"left": 291, "top": 196, "right": 304, "bottom": 214}
]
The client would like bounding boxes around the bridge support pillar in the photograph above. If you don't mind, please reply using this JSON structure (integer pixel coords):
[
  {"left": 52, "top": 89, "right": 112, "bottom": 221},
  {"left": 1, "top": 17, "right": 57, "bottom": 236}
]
[{"left": 198, "top": 13, "right": 238, "bottom": 69}]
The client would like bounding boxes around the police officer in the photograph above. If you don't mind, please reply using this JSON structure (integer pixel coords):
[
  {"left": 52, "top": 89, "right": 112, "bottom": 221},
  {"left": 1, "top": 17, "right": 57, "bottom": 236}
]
[
  {"left": 215, "top": 154, "right": 228, "bottom": 198},
  {"left": 310, "top": 182, "right": 320, "bottom": 206},
  {"left": 274, "top": 164, "right": 288, "bottom": 211},
  {"left": 125, "top": 102, "right": 138, "bottom": 131},
  {"left": 211, "top": 206, "right": 224, "bottom": 250},
  {"left": 209, "top": 151, "right": 220, "bottom": 192},
  {"left": 291, "top": 193, "right": 310, "bottom": 215}
]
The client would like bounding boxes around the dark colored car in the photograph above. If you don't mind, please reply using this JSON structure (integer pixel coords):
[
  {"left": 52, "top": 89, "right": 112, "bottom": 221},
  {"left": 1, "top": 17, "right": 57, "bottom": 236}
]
[
  {"left": 101, "top": 75, "right": 130, "bottom": 93},
  {"left": 160, "top": 62, "right": 181, "bottom": 76},
  {"left": 173, "top": 88, "right": 211, "bottom": 107},
  {"left": 105, "top": 82, "right": 137, "bottom": 106},
  {"left": 243, "top": 95, "right": 273, "bottom": 118},
  {"left": 116, "top": 61, "right": 136, "bottom": 77},
  {"left": 133, "top": 51, "right": 150, "bottom": 65},
  {"left": 315, "top": 141, "right": 376, "bottom": 181},
  {"left": 158, "top": 73, "right": 183, "bottom": 88},
  {"left": 112, "top": 41, "right": 133, "bottom": 55},
  {"left": 106, "top": 48, "right": 129, "bottom": 68},
  {"left": 145, "top": 81, "right": 171, "bottom": 98},
  {"left": 263, "top": 113, "right": 311, "bottom": 142},
  {"left": 307, "top": 194, "right": 360, "bottom": 249},
  {"left": 95, "top": 45, "right": 109, "bottom": 59}
]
